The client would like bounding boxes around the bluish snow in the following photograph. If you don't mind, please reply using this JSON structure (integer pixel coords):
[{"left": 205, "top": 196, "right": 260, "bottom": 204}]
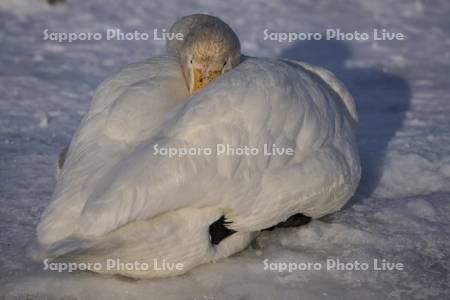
[{"left": 1, "top": 0, "right": 449, "bottom": 299}]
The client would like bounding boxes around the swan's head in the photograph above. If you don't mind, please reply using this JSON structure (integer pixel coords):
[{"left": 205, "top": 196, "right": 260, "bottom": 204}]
[{"left": 178, "top": 20, "right": 241, "bottom": 94}]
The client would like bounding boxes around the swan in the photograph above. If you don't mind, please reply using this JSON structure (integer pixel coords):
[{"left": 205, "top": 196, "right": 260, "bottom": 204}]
[{"left": 31, "top": 14, "right": 361, "bottom": 278}]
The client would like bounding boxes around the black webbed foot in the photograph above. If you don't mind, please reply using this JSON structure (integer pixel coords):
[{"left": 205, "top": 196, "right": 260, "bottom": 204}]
[
  {"left": 209, "top": 215, "right": 236, "bottom": 245},
  {"left": 263, "top": 213, "right": 312, "bottom": 231}
]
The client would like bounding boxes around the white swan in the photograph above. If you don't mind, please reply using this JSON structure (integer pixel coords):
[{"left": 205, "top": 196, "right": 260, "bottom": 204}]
[{"left": 31, "top": 14, "right": 361, "bottom": 278}]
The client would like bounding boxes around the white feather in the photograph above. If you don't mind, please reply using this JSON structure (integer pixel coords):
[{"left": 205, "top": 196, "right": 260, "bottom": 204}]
[{"left": 33, "top": 56, "right": 360, "bottom": 278}]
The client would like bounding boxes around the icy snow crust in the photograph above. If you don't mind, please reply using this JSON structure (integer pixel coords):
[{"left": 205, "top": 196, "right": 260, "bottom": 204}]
[{"left": 1, "top": 0, "right": 449, "bottom": 299}]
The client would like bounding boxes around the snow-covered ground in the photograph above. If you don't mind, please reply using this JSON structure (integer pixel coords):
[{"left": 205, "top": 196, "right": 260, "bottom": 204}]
[{"left": 1, "top": 0, "right": 449, "bottom": 299}]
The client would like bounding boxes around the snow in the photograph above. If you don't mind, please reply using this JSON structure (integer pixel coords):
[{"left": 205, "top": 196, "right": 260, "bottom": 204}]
[{"left": 1, "top": 0, "right": 449, "bottom": 299}]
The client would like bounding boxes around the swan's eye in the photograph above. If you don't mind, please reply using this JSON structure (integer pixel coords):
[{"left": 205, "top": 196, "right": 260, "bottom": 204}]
[
  {"left": 223, "top": 60, "right": 228, "bottom": 67},
  {"left": 190, "top": 59, "right": 193, "bottom": 64}
]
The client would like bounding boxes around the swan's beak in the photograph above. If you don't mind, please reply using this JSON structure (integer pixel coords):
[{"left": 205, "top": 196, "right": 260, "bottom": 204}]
[{"left": 192, "top": 68, "right": 222, "bottom": 93}]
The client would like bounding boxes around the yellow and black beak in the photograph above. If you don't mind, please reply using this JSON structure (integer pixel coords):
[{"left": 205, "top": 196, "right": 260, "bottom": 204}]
[{"left": 192, "top": 68, "right": 222, "bottom": 93}]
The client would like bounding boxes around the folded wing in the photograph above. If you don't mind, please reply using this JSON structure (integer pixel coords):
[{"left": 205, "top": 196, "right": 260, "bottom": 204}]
[{"left": 38, "top": 57, "right": 360, "bottom": 247}]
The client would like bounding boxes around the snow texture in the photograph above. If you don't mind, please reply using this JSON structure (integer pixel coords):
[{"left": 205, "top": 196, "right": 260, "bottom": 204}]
[{"left": 1, "top": 0, "right": 449, "bottom": 299}]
